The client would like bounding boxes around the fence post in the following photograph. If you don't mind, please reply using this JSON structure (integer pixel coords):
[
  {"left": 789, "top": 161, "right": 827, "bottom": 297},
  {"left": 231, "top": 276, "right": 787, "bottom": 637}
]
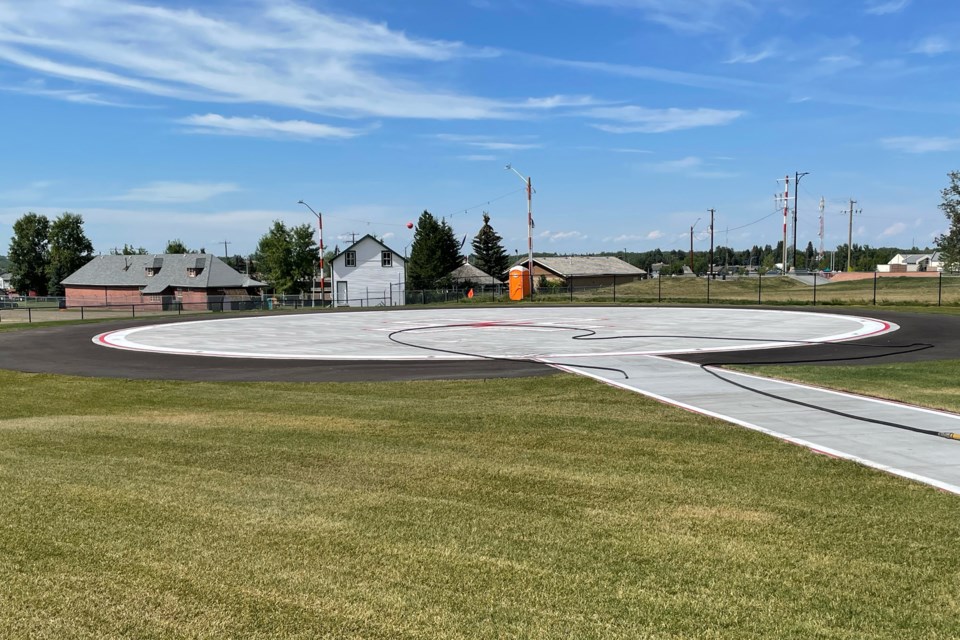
[
  {"left": 658, "top": 274, "right": 661, "bottom": 303},
  {"left": 569, "top": 279, "right": 573, "bottom": 302},
  {"left": 613, "top": 276, "right": 616, "bottom": 302},
  {"left": 758, "top": 272, "right": 762, "bottom": 305},
  {"left": 28, "top": 307, "right": 32, "bottom": 323},
  {"left": 707, "top": 272, "right": 711, "bottom": 305},
  {"left": 813, "top": 272, "right": 817, "bottom": 306},
  {"left": 81, "top": 306, "right": 84, "bottom": 320},
  {"left": 939, "top": 272, "right": 943, "bottom": 307},
  {"left": 873, "top": 272, "right": 878, "bottom": 305},
  {"left": 132, "top": 304, "right": 136, "bottom": 318}
]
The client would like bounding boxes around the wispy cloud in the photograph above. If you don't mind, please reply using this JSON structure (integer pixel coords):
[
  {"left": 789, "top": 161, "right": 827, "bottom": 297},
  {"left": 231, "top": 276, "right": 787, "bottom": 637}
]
[
  {"left": 178, "top": 114, "right": 369, "bottom": 140},
  {"left": 865, "top": 0, "right": 911, "bottom": 15},
  {"left": 603, "top": 231, "right": 665, "bottom": 242},
  {"left": 911, "top": 36, "right": 951, "bottom": 56},
  {"left": 881, "top": 136, "right": 960, "bottom": 153},
  {"left": 563, "top": 0, "right": 767, "bottom": 34},
  {"left": 458, "top": 154, "right": 498, "bottom": 161},
  {"left": 539, "top": 230, "right": 586, "bottom": 242},
  {"left": 0, "top": 81, "right": 137, "bottom": 107},
  {"left": 589, "top": 106, "right": 745, "bottom": 133},
  {"left": 111, "top": 181, "right": 241, "bottom": 203},
  {"left": 881, "top": 222, "right": 907, "bottom": 237},
  {"left": 0, "top": 180, "right": 54, "bottom": 202},
  {"left": 533, "top": 56, "right": 760, "bottom": 92},
  {"left": 436, "top": 134, "right": 541, "bottom": 150},
  {"left": 0, "top": 0, "right": 571, "bottom": 121},
  {"left": 642, "top": 156, "right": 739, "bottom": 178},
  {"left": 725, "top": 40, "right": 779, "bottom": 64}
]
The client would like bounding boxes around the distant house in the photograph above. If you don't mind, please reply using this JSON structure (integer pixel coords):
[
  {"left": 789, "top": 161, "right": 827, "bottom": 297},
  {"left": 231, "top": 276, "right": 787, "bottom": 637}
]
[
  {"left": 61, "top": 254, "right": 266, "bottom": 308},
  {"left": 515, "top": 256, "right": 646, "bottom": 288},
  {"left": 449, "top": 262, "right": 504, "bottom": 287},
  {"left": 877, "top": 252, "right": 943, "bottom": 273},
  {"left": 330, "top": 235, "right": 406, "bottom": 307},
  {"left": 0, "top": 272, "right": 12, "bottom": 292}
]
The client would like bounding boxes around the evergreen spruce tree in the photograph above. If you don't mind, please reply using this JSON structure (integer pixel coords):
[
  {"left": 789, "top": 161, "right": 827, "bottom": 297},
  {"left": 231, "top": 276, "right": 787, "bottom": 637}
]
[
  {"left": 471, "top": 212, "right": 510, "bottom": 280},
  {"left": 935, "top": 170, "right": 960, "bottom": 271},
  {"left": 407, "top": 210, "right": 462, "bottom": 289}
]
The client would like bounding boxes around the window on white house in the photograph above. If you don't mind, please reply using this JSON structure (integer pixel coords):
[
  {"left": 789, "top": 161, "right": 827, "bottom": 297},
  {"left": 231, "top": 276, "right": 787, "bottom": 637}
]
[
  {"left": 381, "top": 251, "right": 392, "bottom": 267},
  {"left": 345, "top": 251, "right": 357, "bottom": 267}
]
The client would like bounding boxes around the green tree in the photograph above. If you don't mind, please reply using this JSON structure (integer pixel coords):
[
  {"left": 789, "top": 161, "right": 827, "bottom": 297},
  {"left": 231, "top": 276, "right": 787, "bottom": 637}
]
[
  {"left": 8, "top": 212, "right": 50, "bottom": 295},
  {"left": 165, "top": 239, "right": 190, "bottom": 254},
  {"left": 47, "top": 212, "right": 94, "bottom": 296},
  {"left": 935, "top": 170, "right": 960, "bottom": 271},
  {"left": 111, "top": 244, "right": 149, "bottom": 255},
  {"left": 407, "top": 211, "right": 462, "bottom": 289},
  {"left": 254, "top": 221, "right": 319, "bottom": 294},
  {"left": 471, "top": 212, "right": 510, "bottom": 281}
]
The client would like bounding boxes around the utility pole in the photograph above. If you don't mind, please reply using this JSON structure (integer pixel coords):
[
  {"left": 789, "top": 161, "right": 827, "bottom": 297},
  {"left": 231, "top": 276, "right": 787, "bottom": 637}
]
[
  {"left": 298, "top": 200, "right": 326, "bottom": 308},
  {"left": 818, "top": 197, "right": 825, "bottom": 261},
  {"left": 777, "top": 175, "right": 790, "bottom": 272},
  {"left": 793, "top": 172, "right": 809, "bottom": 270},
  {"left": 506, "top": 164, "right": 535, "bottom": 296},
  {"left": 708, "top": 209, "right": 715, "bottom": 278},
  {"left": 221, "top": 239, "right": 231, "bottom": 258},
  {"left": 846, "top": 199, "right": 858, "bottom": 272},
  {"left": 689, "top": 217, "right": 700, "bottom": 274}
]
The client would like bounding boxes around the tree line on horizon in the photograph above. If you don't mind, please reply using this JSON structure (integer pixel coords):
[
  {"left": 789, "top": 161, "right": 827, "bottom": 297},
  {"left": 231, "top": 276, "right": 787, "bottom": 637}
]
[{"left": 5, "top": 171, "right": 960, "bottom": 295}]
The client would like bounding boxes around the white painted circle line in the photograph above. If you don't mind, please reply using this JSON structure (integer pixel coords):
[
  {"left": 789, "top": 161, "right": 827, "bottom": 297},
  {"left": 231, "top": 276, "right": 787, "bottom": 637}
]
[{"left": 92, "top": 309, "right": 898, "bottom": 361}]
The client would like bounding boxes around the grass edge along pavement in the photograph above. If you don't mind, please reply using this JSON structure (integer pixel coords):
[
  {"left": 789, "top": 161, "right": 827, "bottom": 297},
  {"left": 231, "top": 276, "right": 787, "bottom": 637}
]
[
  {"left": 2, "top": 371, "right": 960, "bottom": 638},
  {"left": 729, "top": 358, "right": 960, "bottom": 414}
]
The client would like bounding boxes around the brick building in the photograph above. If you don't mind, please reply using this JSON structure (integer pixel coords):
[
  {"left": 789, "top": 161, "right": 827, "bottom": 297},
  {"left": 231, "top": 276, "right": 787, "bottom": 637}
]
[{"left": 62, "top": 254, "right": 265, "bottom": 308}]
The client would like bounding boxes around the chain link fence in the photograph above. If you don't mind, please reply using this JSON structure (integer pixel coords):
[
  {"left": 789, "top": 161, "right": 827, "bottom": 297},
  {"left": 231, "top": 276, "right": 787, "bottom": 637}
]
[{"left": 3, "top": 274, "right": 959, "bottom": 324}]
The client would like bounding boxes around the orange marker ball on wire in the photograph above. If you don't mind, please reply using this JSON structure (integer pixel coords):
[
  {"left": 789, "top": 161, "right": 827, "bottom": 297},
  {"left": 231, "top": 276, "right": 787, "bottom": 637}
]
[{"left": 406, "top": 222, "right": 413, "bottom": 229}]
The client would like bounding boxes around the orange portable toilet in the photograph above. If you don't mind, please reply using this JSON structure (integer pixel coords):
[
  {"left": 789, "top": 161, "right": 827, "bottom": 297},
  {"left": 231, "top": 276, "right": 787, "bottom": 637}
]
[{"left": 509, "top": 265, "right": 531, "bottom": 300}]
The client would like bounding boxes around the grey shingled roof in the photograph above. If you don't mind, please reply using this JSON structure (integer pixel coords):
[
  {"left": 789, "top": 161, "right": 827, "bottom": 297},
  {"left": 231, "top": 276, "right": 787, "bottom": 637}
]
[
  {"left": 521, "top": 256, "right": 646, "bottom": 276},
  {"left": 449, "top": 263, "right": 504, "bottom": 285},
  {"left": 62, "top": 254, "right": 266, "bottom": 292}
]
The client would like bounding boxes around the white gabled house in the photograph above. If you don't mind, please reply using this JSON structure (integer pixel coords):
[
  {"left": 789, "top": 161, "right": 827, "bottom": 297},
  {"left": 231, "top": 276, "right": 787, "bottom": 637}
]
[
  {"left": 877, "top": 252, "right": 944, "bottom": 273},
  {"left": 331, "top": 235, "right": 406, "bottom": 307}
]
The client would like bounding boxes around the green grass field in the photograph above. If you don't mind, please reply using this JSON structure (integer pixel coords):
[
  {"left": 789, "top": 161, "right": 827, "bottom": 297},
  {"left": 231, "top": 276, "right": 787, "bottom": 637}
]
[{"left": 2, "top": 371, "right": 960, "bottom": 638}]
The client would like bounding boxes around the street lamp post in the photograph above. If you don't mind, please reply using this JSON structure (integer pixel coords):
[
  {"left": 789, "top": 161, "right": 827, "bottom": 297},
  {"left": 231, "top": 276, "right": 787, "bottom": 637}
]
[
  {"left": 506, "top": 164, "right": 534, "bottom": 296},
  {"left": 297, "top": 200, "right": 325, "bottom": 308}
]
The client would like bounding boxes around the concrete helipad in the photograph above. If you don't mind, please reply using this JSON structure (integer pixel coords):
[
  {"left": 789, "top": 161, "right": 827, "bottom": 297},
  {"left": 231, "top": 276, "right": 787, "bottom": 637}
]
[{"left": 91, "top": 306, "right": 960, "bottom": 494}]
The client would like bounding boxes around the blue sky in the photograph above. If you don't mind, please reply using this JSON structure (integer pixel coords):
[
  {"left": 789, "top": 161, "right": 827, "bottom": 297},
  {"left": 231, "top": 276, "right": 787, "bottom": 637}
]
[{"left": 1, "top": 0, "right": 958, "bottom": 259}]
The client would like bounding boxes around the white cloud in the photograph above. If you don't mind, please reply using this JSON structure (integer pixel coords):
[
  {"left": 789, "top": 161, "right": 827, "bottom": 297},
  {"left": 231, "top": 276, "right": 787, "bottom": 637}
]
[
  {"left": 605, "top": 231, "right": 664, "bottom": 242},
  {"left": 881, "top": 222, "right": 907, "bottom": 237},
  {"left": 725, "top": 41, "right": 779, "bottom": 64},
  {"left": 864, "top": 0, "right": 911, "bottom": 15},
  {"left": 111, "top": 181, "right": 241, "bottom": 203},
  {"left": 539, "top": 230, "right": 586, "bottom": 242},
  {"left": 0, "top": 180, "right": 54, "bottom": 202},
  {"left": 563, "top": 0, "right": 768, "bottom": 34},
  {"left": 0, "top": 0, "right": 571, "bottom": 121},
  {"left": 178, "top": 114, "right": 368, "bottom": 140},
  {"left": 534, "top": 56, "right": 760, "bottom": 91},
  {"left": 589, "top": 106, "right": 745, "bottom": 133},
  {"left": 881, "top": 136, "right": 960, "bottom": 153},
  {"left": 436, "top": 134, "right": 541, "bottom": 150},
  {"left": 911, "top": 36, "right": 951, "bottom": 56},
  {"left": 647, "top": 156, "right": 703, "bottom": 172}
]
